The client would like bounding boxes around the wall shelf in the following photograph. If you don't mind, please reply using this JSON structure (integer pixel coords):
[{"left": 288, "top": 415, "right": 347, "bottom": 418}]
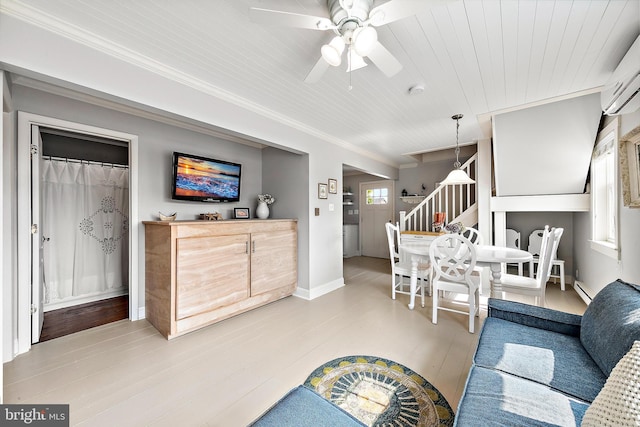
[{"left": 400, "top": 195, "right": 426, "bottom": 204}]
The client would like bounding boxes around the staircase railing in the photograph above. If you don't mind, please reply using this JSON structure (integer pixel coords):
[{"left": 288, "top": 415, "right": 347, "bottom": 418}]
[{"left": 400, "top": 153, "right": 478, "bottom": 232}]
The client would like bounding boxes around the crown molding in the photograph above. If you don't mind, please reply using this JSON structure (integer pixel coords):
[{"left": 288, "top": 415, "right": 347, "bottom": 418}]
[
  {"left": 1, "top": 0, "right": 398, "bottom": 168},
  {"left": 11, "top": 75, "right": 266, "bottom": 149}
]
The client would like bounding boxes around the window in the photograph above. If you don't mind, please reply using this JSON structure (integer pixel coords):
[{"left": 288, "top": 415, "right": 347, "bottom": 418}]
[
  {"left": 365, "top": 188, "right": 388, "bottom": 205},
  {"left": 591, "top": 119, "right": 619, "bottom": 259}
]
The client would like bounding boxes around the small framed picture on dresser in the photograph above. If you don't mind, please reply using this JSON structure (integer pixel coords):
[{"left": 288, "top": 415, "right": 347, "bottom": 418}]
[{"left": 234, "top": 208, "right": 250, "bottom": 219}]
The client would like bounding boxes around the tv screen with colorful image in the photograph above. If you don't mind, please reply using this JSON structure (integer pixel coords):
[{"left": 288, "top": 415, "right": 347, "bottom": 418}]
[{"left": 171, "top": 152, "right": 241, "bottom": 202}]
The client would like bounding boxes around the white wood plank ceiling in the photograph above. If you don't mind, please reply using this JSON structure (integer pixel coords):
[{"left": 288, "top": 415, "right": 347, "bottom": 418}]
[{"left": 2, "top": 0, "right": 639, "bottom": 165}]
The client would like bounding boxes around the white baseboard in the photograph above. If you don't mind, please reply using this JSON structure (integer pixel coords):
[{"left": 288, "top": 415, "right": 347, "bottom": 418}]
[
  {"left": 573, "top": 281, "right": 592, "bottom": 305},
  {"left": 293, "top": 278, "right": 345, "bottom": 300}
]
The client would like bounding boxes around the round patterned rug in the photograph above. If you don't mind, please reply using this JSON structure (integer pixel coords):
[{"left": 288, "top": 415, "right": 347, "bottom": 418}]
[{"left": 304, "top": 355, "right": 454, "bottom": 427}]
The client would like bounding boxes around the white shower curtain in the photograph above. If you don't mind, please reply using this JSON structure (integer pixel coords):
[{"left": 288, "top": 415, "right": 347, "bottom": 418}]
[{"left": 42, "top": 159, "right": 129, "bottom": 306}]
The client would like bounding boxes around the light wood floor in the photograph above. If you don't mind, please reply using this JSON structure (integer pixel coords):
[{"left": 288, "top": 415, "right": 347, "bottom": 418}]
[{"left": 3, "top": 256, "right": 587, "bottom": 426}]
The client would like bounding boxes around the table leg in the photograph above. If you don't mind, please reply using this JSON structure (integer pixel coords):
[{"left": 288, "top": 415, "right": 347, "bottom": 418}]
[
  {"left": 408, "top": 255, "right": 419, "bottom": 310},
  {"left": 489, "top": 263, "right": 503, "bottom": 299}
]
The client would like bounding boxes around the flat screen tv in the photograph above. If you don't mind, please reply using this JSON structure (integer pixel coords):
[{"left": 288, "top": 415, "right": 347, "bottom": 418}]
[{"left": 171, "top": 152, "right": 241, "bottom": 203}]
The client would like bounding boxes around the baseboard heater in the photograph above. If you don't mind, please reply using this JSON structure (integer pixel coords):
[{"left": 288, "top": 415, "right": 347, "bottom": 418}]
[{"left": 573, "top": 281, "right": 592, "bottom": 305}]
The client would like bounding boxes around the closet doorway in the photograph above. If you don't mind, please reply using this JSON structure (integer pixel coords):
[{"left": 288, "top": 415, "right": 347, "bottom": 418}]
[
  {"left": 17, "top": 112, "right": 139, "bottom": 354},
  {"left": 38, "top": 129, "right": 130, "bottom": 341}
]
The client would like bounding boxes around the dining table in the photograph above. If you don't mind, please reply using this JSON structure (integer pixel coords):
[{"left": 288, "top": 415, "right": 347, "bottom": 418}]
[{"left": 400, "top": 242, "right": 533, "bottom": 310}]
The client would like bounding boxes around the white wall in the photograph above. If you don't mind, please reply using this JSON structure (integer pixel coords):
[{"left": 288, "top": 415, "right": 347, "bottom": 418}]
[
  {"left": 0, "top": 71, "right": 7, "bottom": 393},
  {"left": 493, "top": 93, "right": 601, "bottom": 196},
  {"left": 573, "top": 109, "right": 640, "bottom": 297},
  {"left": 1, "top": 113, "right": 15, "bottom": 364}
]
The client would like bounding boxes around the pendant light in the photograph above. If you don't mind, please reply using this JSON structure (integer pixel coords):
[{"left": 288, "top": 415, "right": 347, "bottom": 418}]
[{"left": 441, "top": 114, "right": 475, "bottom": 185}]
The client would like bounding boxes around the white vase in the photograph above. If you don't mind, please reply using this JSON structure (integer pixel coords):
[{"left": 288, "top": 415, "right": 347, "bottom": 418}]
[{"left": 256, "top": 201, "right": 269, "bottom": 219}]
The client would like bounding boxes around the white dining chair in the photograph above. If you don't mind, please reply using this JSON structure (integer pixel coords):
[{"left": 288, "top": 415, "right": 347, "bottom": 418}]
[
  {"left": 458, "top": 227, "right": 490, "bottom": 293},
  {"left": 505, "top": 228, "right": 524, "bottom": 276},
  {"left": 528, "top": 228, "right": 565, "bottom": 290},
  {"left": 461, "top": 227, "right": 483, "bottom": 245},
  {"left": 498, "top": 226, "right": 564, "bottom": 306},
  {"left": 430, "top": 233, "right": 481, "bottom": 333},
  {"left": 385, "top": 222, "right": 429, "bottom": 306}
]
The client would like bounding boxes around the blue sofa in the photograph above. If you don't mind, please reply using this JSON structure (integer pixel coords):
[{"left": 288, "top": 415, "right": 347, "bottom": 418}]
[
  {"left": 455, "top": 278, "right": 640, "bottom": 426},
  {"left": 249, "top": 385, "right": 366, "bottom": 426}
]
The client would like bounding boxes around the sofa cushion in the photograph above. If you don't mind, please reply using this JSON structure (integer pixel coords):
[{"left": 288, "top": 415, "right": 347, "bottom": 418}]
[
  {"left": 474, "top": 317, "right": 606, "bottom": 402},
  {"left": 454, "top": 366, "right": 589, "bottom": 427},
  {"left": 249, "top": 385, "right": 366, "bottom": 427},
  {"left": 581, "top": 279, "right": 640, "bottom": 377},
  {"left": 581, "top": 340, "right": 640, "bottom": 426},
  {"left": 488, "top": 298, "right": 582, "bottom": 336}
]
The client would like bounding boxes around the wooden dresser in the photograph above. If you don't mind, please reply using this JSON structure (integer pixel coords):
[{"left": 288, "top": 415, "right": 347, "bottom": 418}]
[{"left": 143, "top": 219, "right": 297, "bottom": 339}]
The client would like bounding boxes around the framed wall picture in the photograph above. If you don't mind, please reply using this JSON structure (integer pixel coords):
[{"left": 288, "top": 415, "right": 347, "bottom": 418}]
[
  {"left": 328, "top": 178, "right": 337, "bottom": 194},
  {"left": 620, "top": 125, "right": 640, "bottom": 208},
  {"left": 233, "top": 207, "right": 250, "bottom": 219},
  {"left": 318, "top": 183, "right": 328, "bottom": 199}
]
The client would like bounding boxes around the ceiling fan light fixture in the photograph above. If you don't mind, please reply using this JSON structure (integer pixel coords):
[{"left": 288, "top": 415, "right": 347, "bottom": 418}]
[
  {"left": 353, "top": 26, "right": 377, "bottom": 56},
  {"left": 321, "top": 36, "right": 346, "bottom": 66}
]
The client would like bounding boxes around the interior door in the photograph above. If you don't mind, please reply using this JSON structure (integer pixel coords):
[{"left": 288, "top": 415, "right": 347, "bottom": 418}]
[
  {"left": 360, "top": 180, "right": 394, "bottom": 258},
  {"left": 31, "top": 125, "right": 45, "bottom": 343}
]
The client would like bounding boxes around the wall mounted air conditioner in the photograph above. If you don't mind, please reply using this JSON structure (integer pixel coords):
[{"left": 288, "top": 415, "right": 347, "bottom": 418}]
[{"left": 601, "top": 35, "right": 640, "bottom": 116}]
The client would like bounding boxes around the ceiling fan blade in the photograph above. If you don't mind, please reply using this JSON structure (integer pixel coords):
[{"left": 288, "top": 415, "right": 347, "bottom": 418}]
[
  {"left": 368, "top": 0, "right": 449, "bottom": 26},
  {"left": 304, "top": 57, "right": 330, "bottom": 83},
  {"left": 366, "top": 41, "right": 402, "bottom": 77},
  {"left": 249, "top": 7, "right": 335, "bottom": 30}
]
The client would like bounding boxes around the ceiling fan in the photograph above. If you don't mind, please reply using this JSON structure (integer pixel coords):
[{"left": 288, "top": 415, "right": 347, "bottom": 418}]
[{"left": 249, "top": 0, "right": 429, "bottom": 83}]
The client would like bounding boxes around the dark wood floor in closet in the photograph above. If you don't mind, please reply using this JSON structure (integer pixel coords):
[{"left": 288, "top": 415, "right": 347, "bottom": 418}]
[{"left": 39, "top": 296, "right": 129, "bottom": 342}]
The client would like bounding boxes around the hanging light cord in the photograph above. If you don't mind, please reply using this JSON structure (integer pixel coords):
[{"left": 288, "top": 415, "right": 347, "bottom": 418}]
[
  {"left": 348, "top": 47, "right": 353, "bottom": 91},
  {"left": 453, "top": 114, "right": 463, "bottom": 169}
]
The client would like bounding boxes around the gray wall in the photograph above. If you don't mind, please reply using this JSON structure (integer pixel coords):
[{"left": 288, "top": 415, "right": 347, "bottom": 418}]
[
  {"left": 262, "top": 147, "right": 310, "bottom": 291},
  {"left": 573, "top": 110, "right": 640, "bottom": 297},
  {"left": 507, "top": 212, "right": 574, "bottom": 277},
  {"left": 13, "top": 85, "right": 264, "bottom": 221}
]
